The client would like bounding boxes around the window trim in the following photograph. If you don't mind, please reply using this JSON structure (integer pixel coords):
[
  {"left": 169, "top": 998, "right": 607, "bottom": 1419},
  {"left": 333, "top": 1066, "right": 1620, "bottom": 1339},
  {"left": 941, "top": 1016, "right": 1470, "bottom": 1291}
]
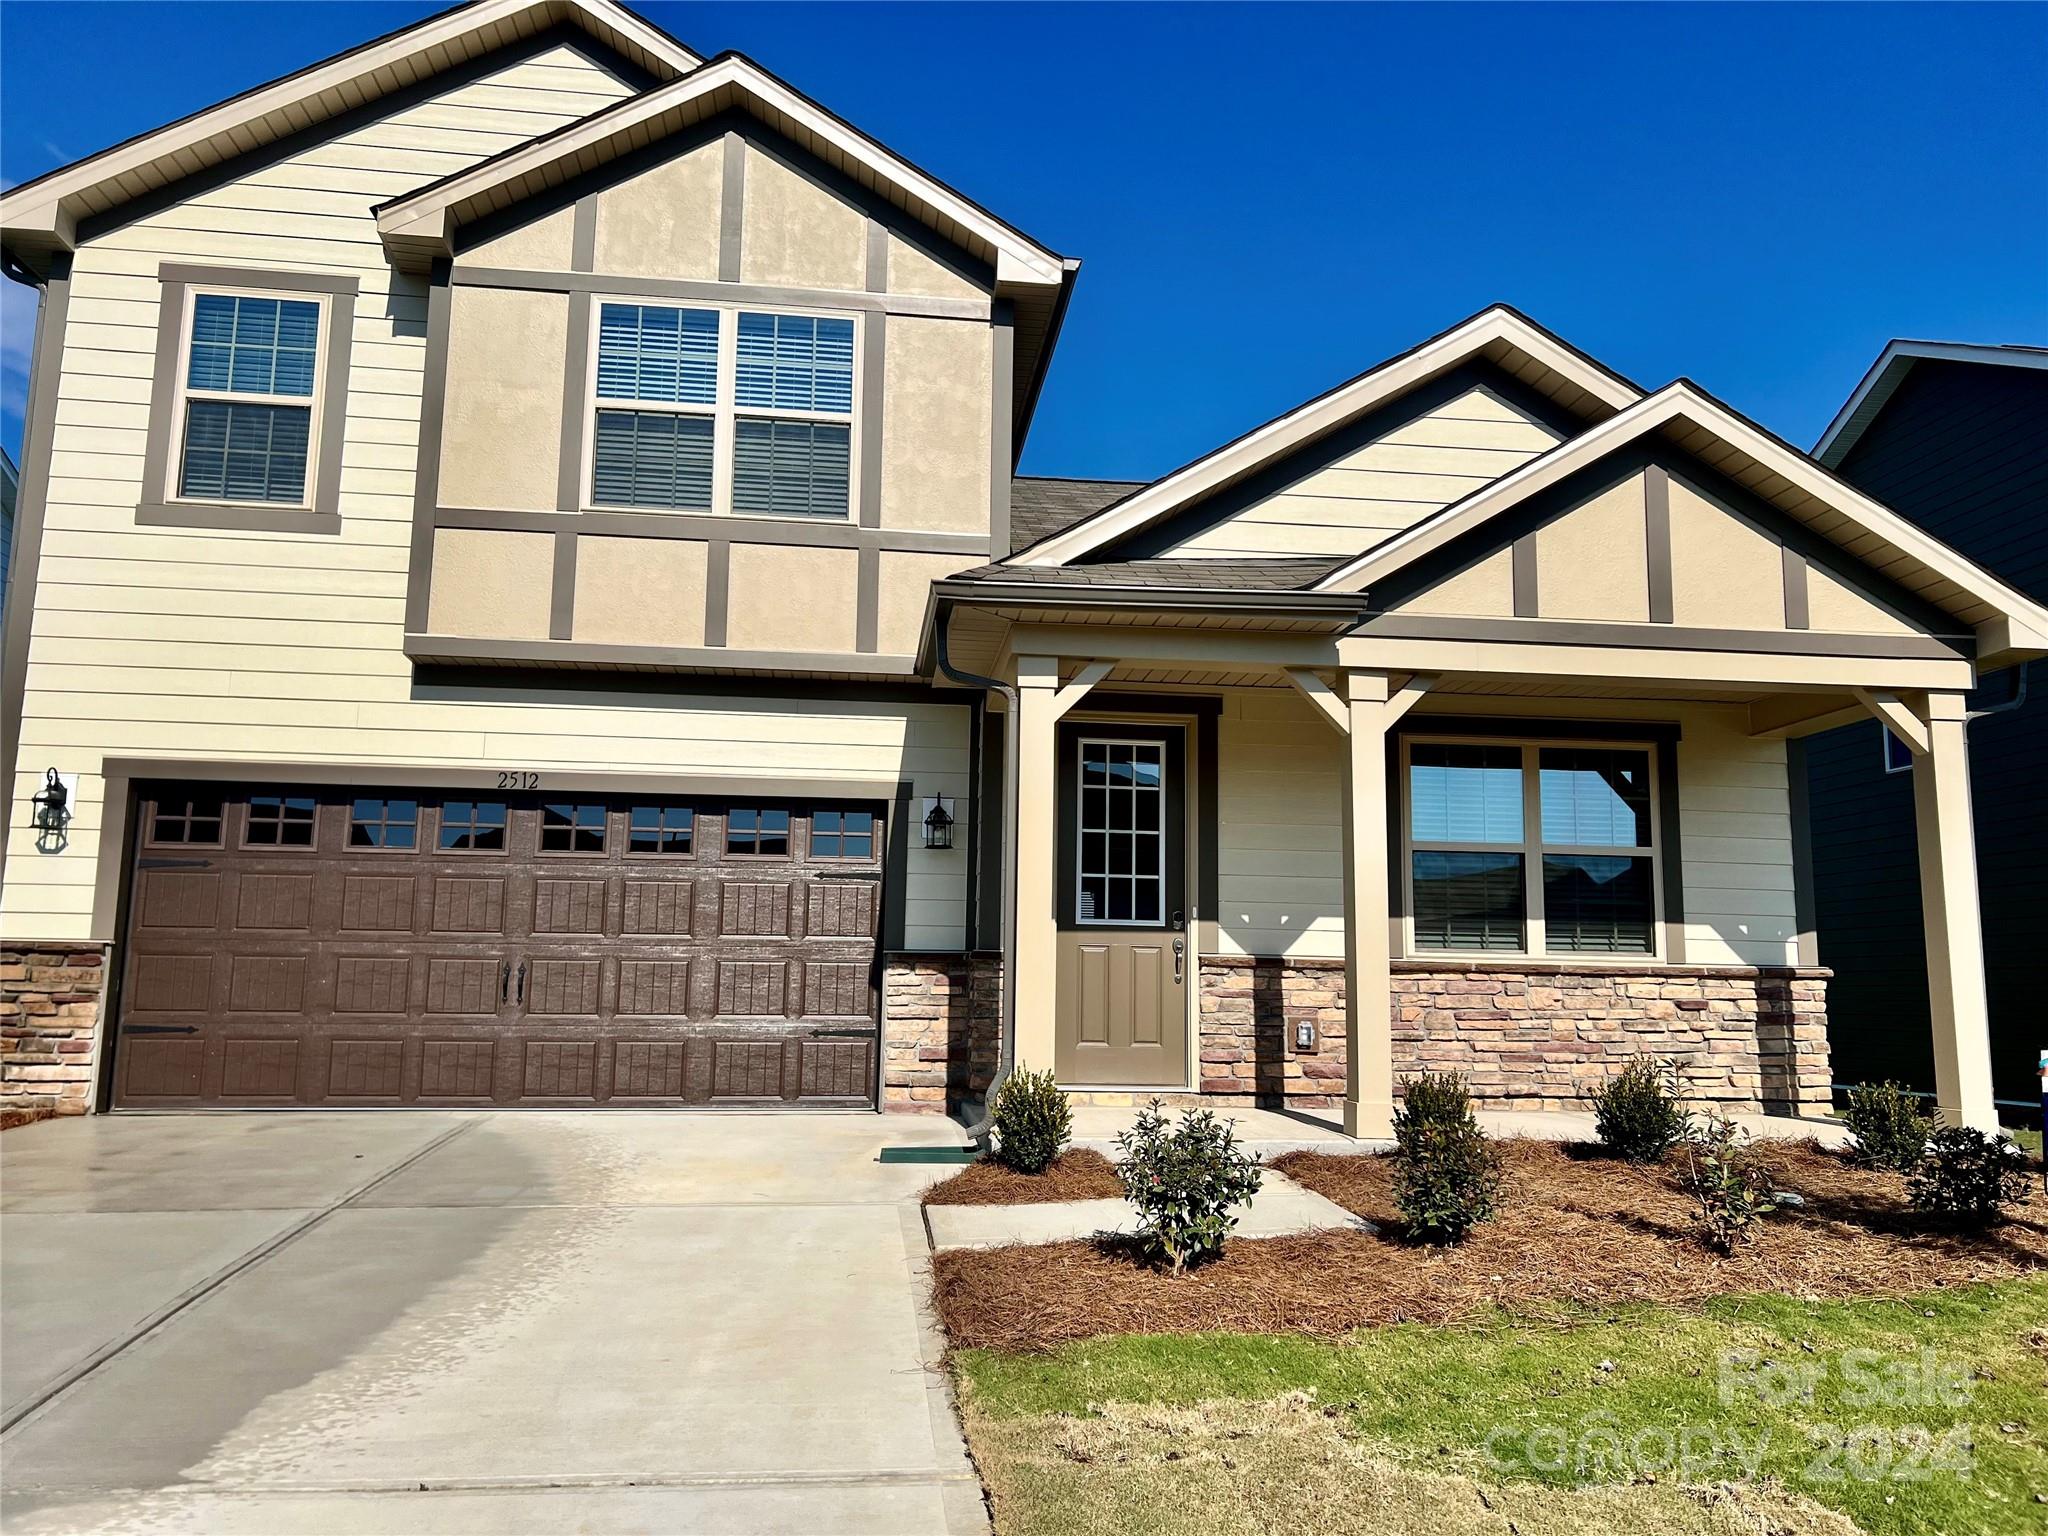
[
  {"left": 1398, "top": 734, "right": 1665, "bottom": 962},
  {"left": 433, "top": 799, "right": 512, "bottom": 857},
  {"left": 722, "top": 807, "right": 793, "bottom": 859},
  {"left": 578, "top": 295, "right": 863, "bottom": 523},
  {"left": 1073, "top": 735, "right": 1170, "bottom": 929},
  {"left": 239, "top": 792, "right": 321, "bottom": 853},
  {"left": 138, "top": 263, "right": 359, "bottom": 535},
  {"left": 145, "top": 794, "right": 227, "bottom": 850},
  {"left": 537, "top": 801, "right": 611, "bottom": 858},
  {"left": 627, "top": 803, "right": 697, "bottom": 858},
  {"left": 809, "top": 807, "right": 877, "bottom": 862},
  {"left": 347, "top": 796, "right": 422, "bottom": 855}
]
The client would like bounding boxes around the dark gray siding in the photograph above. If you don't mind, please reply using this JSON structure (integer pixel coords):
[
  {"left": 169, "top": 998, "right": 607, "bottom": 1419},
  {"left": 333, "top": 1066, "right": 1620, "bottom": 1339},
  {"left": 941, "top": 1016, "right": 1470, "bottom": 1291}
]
[{"left": 1807, "top": 360, "right": 2048, "bottom": 1105}]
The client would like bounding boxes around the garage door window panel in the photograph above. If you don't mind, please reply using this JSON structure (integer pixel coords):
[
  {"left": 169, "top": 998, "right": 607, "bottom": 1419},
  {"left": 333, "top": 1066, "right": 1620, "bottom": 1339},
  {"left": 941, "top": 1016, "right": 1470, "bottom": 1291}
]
[
  {"left": 810, "top": 809, "right": 874, "bottom": 860},
  {"left": 349, "top": 798, "right": 418, "bottom": 851},
  {"left": 540, "top": 803, "right": 608, "bottom": 854},
  {"left": 725, "top": 808, "right": 790, "bottom": 857},
  {"left": 438, "top": 801, "right": 508, "bottom": 853},
  {"left": 243, "top": 794, "right": 317, "bottom": 848},
  {"left": 149, "top": 793, "right": 225, "bottom": 847},
  {"left": 628, "top": 805, "right": 694, "bottom": 855}
]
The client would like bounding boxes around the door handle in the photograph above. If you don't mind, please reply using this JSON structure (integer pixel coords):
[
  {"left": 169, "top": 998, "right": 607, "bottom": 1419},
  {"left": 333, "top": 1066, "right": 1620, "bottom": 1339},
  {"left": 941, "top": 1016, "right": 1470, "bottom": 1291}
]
[
  {"left": 514, "top": 961, "right": 527, "bottom": 1008},
  {"left": 500, "top": 960, "right": 512, "bottom": 1003},
  {"left": 1170, "top": 909, "right": 1186, "bottom": 932},
  {"left": 1172, "top": 937, "right": 1185, "bottom": 983}
]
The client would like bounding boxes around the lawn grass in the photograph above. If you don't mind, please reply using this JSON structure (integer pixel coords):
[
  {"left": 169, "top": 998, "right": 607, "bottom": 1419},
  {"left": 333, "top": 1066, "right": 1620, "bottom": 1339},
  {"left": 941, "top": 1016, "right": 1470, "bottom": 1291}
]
[
  {"left": 956, "top": 1278, "right": 2048, "bottom": 1536},
  {"left": 2013, "top": 1126, "right": 2043, "bottom": 1159}
]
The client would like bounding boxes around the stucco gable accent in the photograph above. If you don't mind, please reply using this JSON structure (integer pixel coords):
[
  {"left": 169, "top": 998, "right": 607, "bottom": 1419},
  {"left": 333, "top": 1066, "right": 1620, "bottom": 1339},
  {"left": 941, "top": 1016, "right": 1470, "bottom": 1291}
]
[
  {"left": 1005, "top": 306, "right": 1644, "bottom": 569},
  {"left": 0, "top": 0, "right": 698, "bottom": 270},
  {"left": 373, "top": 53, "right": 1064, "bottom": 286},
  {"left": 1320, "top": 381, "right": 2048, "bottom": 670}
]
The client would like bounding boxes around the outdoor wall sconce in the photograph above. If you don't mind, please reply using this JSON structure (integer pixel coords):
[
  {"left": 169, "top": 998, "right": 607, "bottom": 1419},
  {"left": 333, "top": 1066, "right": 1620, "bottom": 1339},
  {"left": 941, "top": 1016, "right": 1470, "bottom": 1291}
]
[
  {"left": 31, "top": 768, "right": 73, "bottom": 853},
  {"left": 921, "top": 795, "right": 954, "bottom": 850}
]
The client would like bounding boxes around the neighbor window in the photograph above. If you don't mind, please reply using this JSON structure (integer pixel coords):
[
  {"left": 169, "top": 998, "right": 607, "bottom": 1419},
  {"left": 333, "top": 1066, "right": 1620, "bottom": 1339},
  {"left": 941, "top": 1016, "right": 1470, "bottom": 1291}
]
[
  {"left": 173, "top": 291, "right": 324, "bottom": 505},
  {"left": 1406, "top": 740, "right": 1659, "bottom": 957},
  {"left": 725, "top": 808, "right": 790, "bottom": 856},
  {"left": 1881, "top": 728, "right": 1915, "bottom": 774},
  {"left": 590, "top": 302, "right": 855, "bottom": 519}
]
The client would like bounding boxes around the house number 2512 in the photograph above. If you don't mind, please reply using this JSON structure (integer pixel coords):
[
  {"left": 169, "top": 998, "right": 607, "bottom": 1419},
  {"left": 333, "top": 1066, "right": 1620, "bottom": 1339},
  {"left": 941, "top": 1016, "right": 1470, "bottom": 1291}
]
[{"left": 496, "top": 771, "right": 541, "bottom": 790}]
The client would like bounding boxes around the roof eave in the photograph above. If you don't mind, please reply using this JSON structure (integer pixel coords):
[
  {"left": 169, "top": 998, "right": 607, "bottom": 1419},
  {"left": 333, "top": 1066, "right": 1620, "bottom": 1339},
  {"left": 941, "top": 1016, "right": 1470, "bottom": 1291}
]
[{"left": 1815, "top": 339, "right": 2048, "bottom": 467}]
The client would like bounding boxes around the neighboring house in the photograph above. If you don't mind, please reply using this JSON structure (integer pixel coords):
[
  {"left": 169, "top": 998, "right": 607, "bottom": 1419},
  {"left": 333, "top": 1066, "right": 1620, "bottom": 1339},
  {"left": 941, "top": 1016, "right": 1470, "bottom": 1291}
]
[
  {"left": 1, "top": 1, "right": 2041, "bottom": 1135},
  {"left": 1803, "top": 342, "right": 2048, "bottom": 1109},
  {"left": 0, "top": 446, "right": 15, "bottom": 627}
]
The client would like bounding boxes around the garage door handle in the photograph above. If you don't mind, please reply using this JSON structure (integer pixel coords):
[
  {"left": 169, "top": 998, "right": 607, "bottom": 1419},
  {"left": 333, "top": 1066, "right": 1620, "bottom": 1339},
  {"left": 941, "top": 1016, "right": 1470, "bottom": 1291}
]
[
  {"left": 499, "top": 960, "right": 511, "bottom": 1003},
  {"left": 122, "top": 1024, "right": 199, "bottom": 1035},
  {"left": 514, "top": 961, "right": 527, "bottom": 1007}
]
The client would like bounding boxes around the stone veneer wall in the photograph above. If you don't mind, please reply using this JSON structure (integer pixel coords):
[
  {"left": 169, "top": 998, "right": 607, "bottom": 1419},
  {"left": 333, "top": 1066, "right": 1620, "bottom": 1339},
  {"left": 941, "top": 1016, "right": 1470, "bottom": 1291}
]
[
  {"left": 1193, "top": 956, "right": 1831, "bottom": 1115},
  {"left": 1, "top": 945, "right": 109, "bottom": 1121},
  {"left": 882, "top": 953, "right": 1001, "bottom": 1112}
]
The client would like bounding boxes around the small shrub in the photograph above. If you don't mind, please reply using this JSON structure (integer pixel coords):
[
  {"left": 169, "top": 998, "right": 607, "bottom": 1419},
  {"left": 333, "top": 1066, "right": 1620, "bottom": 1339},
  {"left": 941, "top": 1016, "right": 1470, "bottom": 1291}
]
[
  {"left": 1681, "top": 1110, "right": 1776, "bottom": 1254},
  {"left": 1843, "top": 1081, "right": 1934, "bottom": 1174},
  {"left": 1593, "top": 1058, "right": 1686, "bottom": 1162},
  {"left": 1114, "top": 1100, "right": 1264, "bottom": 1274},
  {"left": 990, "top": 1069, "right": 1071, "bottom": 1174},
  {"left": 1908, "top": 1125, "right": 2033, "bottom": 1230},
  {"left": 1391, "top": 1071, "right": 1502, "bottom": 1245}
]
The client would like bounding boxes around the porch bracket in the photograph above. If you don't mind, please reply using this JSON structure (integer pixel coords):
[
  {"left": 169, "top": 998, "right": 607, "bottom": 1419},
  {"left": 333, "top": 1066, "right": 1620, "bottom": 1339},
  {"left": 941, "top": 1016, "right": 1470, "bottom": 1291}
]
[
  {"left": 1054, "top": 659, "right": 1115, "bottom": 719},
  {"left": 1852, "top": 689, "right": 1930, "bottom": 756},
  {"left": 1282, "top": 667, "right": 1350, "bottom": 735},
  {"left": 1386, "top": 671, "right": 1440, "bottom": 726}
]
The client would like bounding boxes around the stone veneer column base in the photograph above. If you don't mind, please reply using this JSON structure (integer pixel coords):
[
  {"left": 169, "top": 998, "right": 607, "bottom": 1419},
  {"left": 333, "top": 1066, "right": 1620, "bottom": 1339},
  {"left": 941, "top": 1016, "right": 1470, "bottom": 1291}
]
[
  {"left": 1, "top": 945, "right": 110, "bottom": 1119},
  {"left": 881, "top": 953, "right": 1000, "bottom": 1113}
]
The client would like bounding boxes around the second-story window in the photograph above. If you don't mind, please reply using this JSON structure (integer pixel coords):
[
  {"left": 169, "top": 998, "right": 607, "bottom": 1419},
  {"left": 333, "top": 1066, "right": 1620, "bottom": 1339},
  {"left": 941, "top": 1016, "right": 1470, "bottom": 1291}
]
[
  {"left": 590, "top": 303, "right": 855, "bottom": 520},
  {"left": 173, "top": 291, "right": 325, "bottom": 505}
]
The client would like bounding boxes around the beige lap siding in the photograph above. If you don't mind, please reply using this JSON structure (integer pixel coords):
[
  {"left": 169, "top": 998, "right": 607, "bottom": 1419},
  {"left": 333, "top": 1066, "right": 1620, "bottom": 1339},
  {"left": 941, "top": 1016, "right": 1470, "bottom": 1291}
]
[
  {"left": 0, "top": 42, "right": 975, "bottom": 948},
  {"left": 1214, "top": 691, "right": 1803, "bottom": 968}
]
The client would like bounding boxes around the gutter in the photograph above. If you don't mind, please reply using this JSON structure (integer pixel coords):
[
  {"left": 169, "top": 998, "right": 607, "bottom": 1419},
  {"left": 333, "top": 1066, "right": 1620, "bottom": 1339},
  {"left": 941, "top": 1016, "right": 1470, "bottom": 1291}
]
[{"left": 931, "top": 603, "right": 1018, "bottom": 1150}]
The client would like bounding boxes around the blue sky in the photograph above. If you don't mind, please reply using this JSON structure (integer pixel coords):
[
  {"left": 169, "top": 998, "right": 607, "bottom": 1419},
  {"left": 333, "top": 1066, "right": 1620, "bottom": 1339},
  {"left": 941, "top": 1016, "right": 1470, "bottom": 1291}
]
[{"left": 3, "top": 1, "right": 2044, "bottom": 472}]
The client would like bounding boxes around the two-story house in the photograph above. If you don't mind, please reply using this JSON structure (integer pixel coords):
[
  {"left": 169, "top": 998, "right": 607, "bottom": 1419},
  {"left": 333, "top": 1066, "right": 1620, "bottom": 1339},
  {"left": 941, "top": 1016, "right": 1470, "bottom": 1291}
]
[{"left": 4, "top": 0, "right": 2042, "bottom": 1137}]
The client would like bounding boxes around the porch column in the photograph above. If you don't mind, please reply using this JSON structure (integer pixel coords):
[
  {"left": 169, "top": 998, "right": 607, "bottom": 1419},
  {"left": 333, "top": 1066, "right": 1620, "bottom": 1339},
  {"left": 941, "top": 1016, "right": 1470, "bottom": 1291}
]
[
  {"left": 1910, "top": 692, "right": 1998, "bottom": 1130},
  {"left": 1341, "top": 670, "right": 1396, "bottom": 1139},
  {"left": 1011, "top": 655, "right": 1062, "bottom": 1073}
]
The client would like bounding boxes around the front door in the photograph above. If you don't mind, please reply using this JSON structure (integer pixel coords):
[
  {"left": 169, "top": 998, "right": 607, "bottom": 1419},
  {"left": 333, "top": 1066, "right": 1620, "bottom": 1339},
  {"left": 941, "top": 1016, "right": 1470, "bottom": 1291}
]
[{"left": 1054, "top": 722, "right": 1189, "bottom": 1085}]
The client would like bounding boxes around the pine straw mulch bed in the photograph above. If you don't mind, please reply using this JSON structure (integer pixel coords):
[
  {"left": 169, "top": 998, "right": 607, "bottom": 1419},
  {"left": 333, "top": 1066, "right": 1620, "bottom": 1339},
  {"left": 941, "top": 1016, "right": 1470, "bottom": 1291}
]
[
  {"left": 924, "top": 1149, "right": 1125, "bottom": 1206},
  {"left": 932, "top": 1138, "right": 2048, "bottom": 1352}
]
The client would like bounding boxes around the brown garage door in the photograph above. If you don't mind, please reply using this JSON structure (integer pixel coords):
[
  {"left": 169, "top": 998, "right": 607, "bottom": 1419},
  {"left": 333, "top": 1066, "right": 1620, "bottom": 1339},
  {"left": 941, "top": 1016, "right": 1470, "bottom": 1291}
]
[{"left": 113, "top": 786, "right": 885, "bottom": 1108}]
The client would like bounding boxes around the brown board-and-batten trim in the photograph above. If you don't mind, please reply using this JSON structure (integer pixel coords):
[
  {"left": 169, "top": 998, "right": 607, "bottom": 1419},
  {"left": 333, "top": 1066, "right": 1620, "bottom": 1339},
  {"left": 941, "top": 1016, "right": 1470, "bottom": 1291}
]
[
  {"left": 451, "top": 265, "right": 991, "bottom": 321},
  {"left": 1393, "top": 713, "right": 1688, "bottom": 965},
  {"left": 989, "top": 301, "right": 1015, "bottom": 558},
  {"left": 432, "top": 506, "right": 983, "bottom": 555},
  {"left": 1782, "top": 547, "right": 1811, "bottom": 631},
  {"left": 137, "top": 261, "right": 359, "bottom": 534},
  {"left": 404, "top": 260, "right": 453, "bottom": 635},
  {"left": 549, "top": 531, "right": 578, "bottom": 641},
  {"left": 702, "top": 540, "right": 731, "bottom": 648},
  {"left": 0, "top": 253, "right": 72, "bottom": 874},
  {"left": 1511, "top": 536, "right": 1539, "bottom": 617},
  {"left": 718, "top": 130, "right": 745, "bottom": 283},
  {"left": 1644, "top": 462, "right": 1675, "bottom": 624},
  {"left": 864, "top": 217, "right": 889, "bottom": 294},
  {"left": 403, "top": 633, "right": 922, "bottom": 676}
]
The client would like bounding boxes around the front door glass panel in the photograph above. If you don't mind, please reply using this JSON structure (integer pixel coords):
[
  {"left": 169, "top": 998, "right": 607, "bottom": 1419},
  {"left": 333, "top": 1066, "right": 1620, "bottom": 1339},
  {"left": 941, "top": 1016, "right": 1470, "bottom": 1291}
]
[{"left": 1076, "top": 739, "right": 1166, "bottom": 925}]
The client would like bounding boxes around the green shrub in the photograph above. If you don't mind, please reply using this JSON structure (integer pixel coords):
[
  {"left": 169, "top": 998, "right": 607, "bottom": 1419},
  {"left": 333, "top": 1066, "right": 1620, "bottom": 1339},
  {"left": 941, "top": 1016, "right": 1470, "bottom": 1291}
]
[
  {"left": 1908, "top": 1125, "right": 2033, "bottom": 1230},
  {"left": 990, "top": 1069, "right": 1071, "bottom": 1174},
  {"left": 1592, "top": 1058, "right": 1686, "bottom": 1162},
  {"left": 1681, "top": 1110, "right": 1776, "bottom": 1254},
  {"left": 1114, "top": 1100, "right": 1264, "bottom": 1274},
  {"left": 1843, "top": 1081, "right": 1934, "bottom": 1174},
  {"left": 1390, "top": 1072, "right": 1502, "bottom": 1245}
]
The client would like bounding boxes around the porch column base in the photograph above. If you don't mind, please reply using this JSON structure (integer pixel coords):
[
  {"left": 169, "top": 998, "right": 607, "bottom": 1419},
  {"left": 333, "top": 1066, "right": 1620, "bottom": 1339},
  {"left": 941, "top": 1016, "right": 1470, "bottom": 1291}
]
[{"left": 1343, "top": 1095, "right": 1395, "bottom": 1140}]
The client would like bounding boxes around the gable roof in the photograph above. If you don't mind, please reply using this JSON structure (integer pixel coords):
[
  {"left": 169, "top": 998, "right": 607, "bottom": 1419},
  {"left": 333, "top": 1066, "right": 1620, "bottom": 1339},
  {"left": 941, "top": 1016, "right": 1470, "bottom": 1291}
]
[
  {"left": 1005, "top": 305, "right": 1646, "bottom": 569},
  {"left": 0, "top": 0, "right": 701, "bottom": 272},
  {"left": 1814, "top": 340, "right": 2048, "bottom": 468},
  {"left": 1008, "top": 476, "right": 1146, "bottom": 554},
  {"left": 374, "top": 51, "right": 1066, "bottom": 285},
  {"left": 1314, "top": 378, "right": 2048, "bottom": 668}
]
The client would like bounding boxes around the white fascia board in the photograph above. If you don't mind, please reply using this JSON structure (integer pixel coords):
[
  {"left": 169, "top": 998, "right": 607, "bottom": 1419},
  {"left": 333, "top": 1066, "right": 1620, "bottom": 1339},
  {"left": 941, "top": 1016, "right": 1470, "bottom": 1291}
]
[
  {"left": 1814, "top": 339, "right": 2048, "bottom": 467},
  {"left": 376, "top": 55, "right": 1064, "bottom": 283},
  {"left": 0, "top": 0, "right": 700, "bottom": 254},
  {"left": 1009, "top": 306, "right": 1643, "bottom": 568},
  {"left": 1313, "top": 382, "right": 2048, "bottom": 660}
]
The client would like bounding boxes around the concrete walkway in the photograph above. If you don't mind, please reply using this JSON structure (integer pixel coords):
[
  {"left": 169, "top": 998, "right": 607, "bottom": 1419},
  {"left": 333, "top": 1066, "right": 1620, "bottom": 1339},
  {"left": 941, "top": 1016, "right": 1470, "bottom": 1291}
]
[
  {"left": 1, "top": 1111, "right": 986, "bottom": 1536},
  {"left": 924, "top": 1167, "right": 1373, "bottom": 1252}
]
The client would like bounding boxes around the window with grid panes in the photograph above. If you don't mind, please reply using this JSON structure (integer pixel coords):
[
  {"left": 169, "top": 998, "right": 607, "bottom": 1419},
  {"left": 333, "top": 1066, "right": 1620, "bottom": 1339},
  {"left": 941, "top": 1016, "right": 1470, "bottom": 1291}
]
[
  {"left": 540, "top": 803, "right": 607, "bottom": 853},
  {"left": 174, "top": 292, "right": 323, "bottom": 504},
  {"left": 245, "top": 794, "right": 317, "bottom": 847},
  {"left": 1076, "top": 740, "right": 1165, "bottom": 925}
]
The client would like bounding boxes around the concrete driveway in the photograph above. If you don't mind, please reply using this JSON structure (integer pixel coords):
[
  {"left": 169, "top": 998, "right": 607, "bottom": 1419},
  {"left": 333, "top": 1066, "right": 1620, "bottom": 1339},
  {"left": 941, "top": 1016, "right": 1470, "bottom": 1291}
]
[{"left": 0, "top": 1110, "right": 986, "bottom": 1535}]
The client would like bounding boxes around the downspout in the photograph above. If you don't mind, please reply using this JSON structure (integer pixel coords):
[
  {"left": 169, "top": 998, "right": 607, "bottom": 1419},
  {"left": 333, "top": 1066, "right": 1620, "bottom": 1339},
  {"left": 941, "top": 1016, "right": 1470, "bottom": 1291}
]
[{"left": 933, "top": 601, "right": 1018, "bottom": 1149}]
